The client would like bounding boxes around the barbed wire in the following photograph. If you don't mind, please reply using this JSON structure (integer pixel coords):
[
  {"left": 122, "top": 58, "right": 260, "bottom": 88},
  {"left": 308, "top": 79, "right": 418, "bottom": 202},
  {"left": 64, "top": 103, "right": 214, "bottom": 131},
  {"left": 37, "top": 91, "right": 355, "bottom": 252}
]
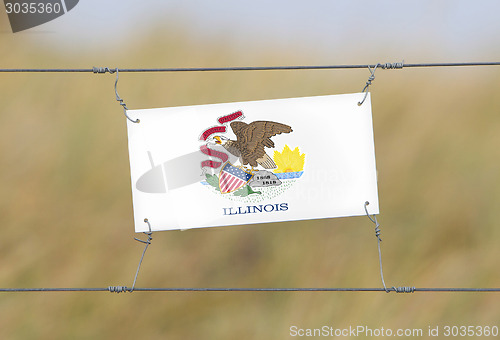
[{"left": 0, "top": 61, "right": 499, "bottom": 73}]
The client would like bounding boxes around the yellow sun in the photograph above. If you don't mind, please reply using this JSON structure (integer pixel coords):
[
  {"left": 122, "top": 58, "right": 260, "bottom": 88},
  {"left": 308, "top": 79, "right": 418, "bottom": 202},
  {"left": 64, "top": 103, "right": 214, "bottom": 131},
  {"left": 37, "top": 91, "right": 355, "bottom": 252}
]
[{"left": 273, "top": 145, "right": 305, "bottom": 173}]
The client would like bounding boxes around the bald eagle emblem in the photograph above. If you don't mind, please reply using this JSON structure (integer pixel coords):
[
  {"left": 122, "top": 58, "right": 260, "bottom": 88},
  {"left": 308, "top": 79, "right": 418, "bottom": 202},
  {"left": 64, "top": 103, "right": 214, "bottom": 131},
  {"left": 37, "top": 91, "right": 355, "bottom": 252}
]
[
  {"left": 200, "top": 112, "right": 305, "bottom": 200},
  {"left": 214, "top": 120, "right": 293, "bottom": 170}
]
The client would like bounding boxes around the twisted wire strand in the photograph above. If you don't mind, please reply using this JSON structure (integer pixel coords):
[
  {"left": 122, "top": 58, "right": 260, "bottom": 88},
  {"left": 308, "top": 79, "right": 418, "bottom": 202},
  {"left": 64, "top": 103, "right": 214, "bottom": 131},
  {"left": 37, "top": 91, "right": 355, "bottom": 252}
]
[
  {"left": 364, "top": 201, "right": 389, "bottom": 292},
  {"left": 129, "top": 219, "right": 154, "bottom": 292},
  {"left": 392, "top": 286, "right": 416, "bottom": 293},
  {"left": 364, "top": 202, "right": 418, "bottom": 294},
  {"left": 92, "top": 67, "right": 114, "bottom": 74},
  {"left": 357, "top": 64, "right": 381, "bottom": 106},
  {"left": 107, "top": 219, "right": 153, "bottom": 294},
  {"left": 112, "top": 68, "right": 139, "bottom": 123},
  {"left": 108, "top": 286, "right": 128, "bottom": 294},
  {"left": 92, "top": 67, "right": 139, "bottom": 123},
  {"left": 380, "top": 61, "right": 404, "bottom": 69}
]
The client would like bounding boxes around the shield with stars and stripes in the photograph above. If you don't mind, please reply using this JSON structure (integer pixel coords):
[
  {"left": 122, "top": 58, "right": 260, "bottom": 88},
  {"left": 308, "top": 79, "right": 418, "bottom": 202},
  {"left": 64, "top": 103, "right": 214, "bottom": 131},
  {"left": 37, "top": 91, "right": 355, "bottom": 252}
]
[{"left": 218, "top": 162, "right": 254, "bottom": 194}]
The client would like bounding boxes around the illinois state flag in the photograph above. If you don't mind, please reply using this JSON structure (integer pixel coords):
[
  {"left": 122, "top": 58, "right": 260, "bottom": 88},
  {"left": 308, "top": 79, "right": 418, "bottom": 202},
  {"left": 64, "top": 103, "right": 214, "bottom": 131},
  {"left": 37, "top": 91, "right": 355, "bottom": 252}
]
[{"left": 126, "top": 93, "right": 379, "bottom": 232}]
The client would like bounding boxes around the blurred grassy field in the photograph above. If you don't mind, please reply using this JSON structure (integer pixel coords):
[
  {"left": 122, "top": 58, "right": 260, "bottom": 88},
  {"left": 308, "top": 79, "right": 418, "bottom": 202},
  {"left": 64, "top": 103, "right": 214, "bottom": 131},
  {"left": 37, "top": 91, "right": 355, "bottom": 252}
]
[{"left": 1, "top": 16, "right": 500, "bottom": 340}]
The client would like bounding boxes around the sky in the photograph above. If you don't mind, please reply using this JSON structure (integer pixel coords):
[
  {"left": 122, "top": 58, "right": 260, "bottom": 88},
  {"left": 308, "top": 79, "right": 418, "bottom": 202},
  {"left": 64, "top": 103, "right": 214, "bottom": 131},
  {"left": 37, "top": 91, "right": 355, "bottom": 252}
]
[{"left": 2, "top": 1, "right": 500, "bottom": 62}]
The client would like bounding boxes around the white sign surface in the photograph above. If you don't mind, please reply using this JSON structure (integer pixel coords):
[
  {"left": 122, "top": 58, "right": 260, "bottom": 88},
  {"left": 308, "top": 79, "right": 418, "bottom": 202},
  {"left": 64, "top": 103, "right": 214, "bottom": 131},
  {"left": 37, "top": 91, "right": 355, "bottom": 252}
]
[{"left": 126, "top": 93, "right": 379, "bottom": 232}]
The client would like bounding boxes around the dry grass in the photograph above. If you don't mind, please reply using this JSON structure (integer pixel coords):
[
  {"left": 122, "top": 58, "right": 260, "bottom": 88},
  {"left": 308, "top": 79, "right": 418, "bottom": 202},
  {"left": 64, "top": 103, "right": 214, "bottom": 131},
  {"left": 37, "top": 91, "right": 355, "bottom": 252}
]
[{"left": 0, "top": 18, "right": 499, "bottom": 339}]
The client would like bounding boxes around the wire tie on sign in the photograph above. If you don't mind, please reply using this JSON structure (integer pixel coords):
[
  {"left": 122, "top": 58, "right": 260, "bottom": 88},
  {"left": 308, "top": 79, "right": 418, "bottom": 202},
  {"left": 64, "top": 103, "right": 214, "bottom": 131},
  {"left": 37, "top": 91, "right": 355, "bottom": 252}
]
[
  {"left": 364, "top": 201, "right": 389, "bottom": 292},
  {"left": 93, "top": 66, "right": 139, "bottom": 123},
  {"left": 107, "top": 219, "right": 153, "bottom": 294},
  {"left": 357, "top": 64, "right": 378, "bottom": 106},
  {"left": 134, "top": 219, "right": 153, "bottom": 245},
  {"left": 358, "top": 61, "right": 404, "bottom": 106},
  {"left": 113, "top": 68, "right": 140, "bottom": 123},
  {"left": 364, "top": 201, "right": 382, "bottom": 242},
  {"left": 129, "top": 218, "right": 154, "bottom": 292},
  {"left": 364, "top": 201, "right": 415, "bottom": 294}
]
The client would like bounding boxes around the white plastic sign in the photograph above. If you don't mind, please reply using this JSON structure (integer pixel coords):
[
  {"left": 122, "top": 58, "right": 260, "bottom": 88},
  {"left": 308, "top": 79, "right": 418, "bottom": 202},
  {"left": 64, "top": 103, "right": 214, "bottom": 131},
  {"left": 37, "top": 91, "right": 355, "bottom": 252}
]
[{"left": 126, "top": 93, "right": 379, "bottom": 232}]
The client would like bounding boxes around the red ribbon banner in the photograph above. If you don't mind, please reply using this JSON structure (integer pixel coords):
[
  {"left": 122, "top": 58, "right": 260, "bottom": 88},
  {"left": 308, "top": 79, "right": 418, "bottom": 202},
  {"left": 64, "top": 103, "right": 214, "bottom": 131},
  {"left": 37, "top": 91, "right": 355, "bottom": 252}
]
[
  {"left": 218, "top": 110, "right": 243, "bottom": 125},
  {"left": 200, "top": 110, "right": 243, "bottom": 168},
  {"left": 200, "top": 145, "right": 229, "bottom": 168},
  {"left": 200, "top": 126, "right": 226, "bottom": 141}
]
